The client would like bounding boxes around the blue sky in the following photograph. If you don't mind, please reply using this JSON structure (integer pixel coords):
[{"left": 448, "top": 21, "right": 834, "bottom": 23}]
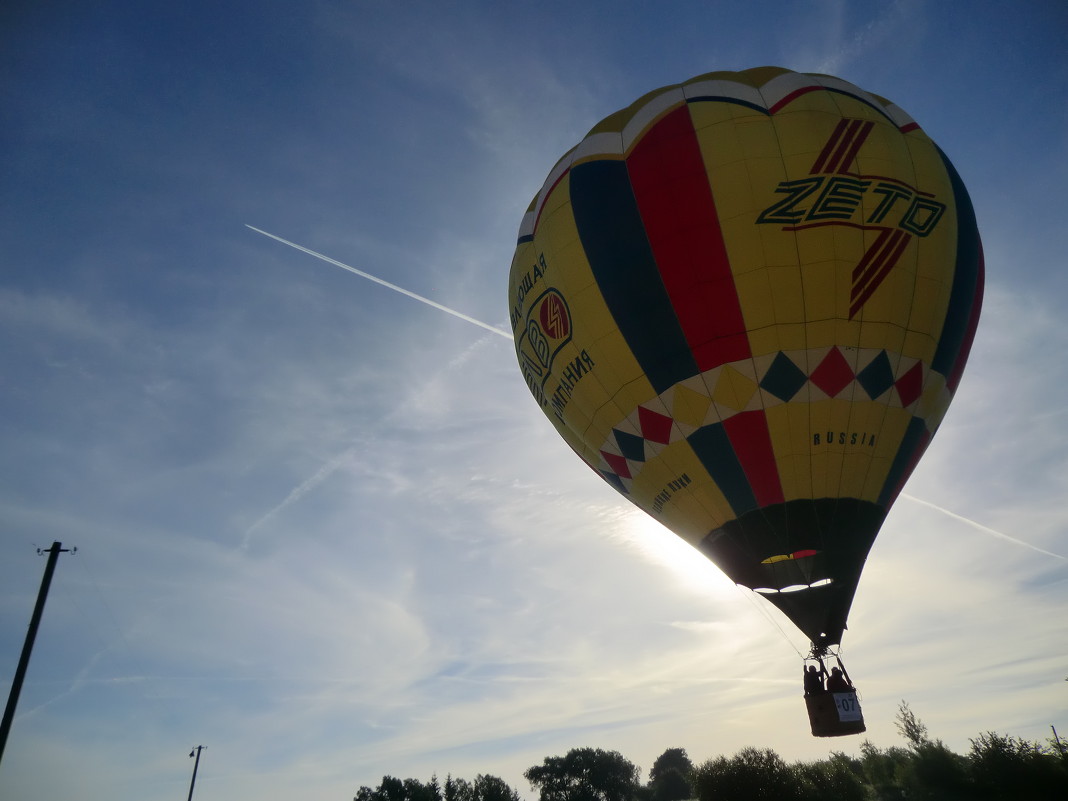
[{"left": 2, "top": 1, "right": 1067, "bottom": 799}]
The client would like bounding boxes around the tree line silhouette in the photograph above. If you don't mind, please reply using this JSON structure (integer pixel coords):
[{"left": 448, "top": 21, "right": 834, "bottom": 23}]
[{"left": 353, "top": 703, "right": 1067, "bottom": 801}]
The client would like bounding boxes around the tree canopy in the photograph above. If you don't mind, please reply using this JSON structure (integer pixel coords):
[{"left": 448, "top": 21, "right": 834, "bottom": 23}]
[
  {"left": 647, "top": 747, "right": 693, "bottom": 801},
  {"left": 356, "top": 774, "right": 519, "bottom": 801},
  {"left": 524, "top": 748, "right": 641, "bottom": 801},
  {"left": 352, "top": 702, "right": 1067, "bottom": 801}
]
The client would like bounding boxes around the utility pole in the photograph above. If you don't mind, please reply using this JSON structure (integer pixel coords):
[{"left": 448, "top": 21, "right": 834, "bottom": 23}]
[
  {"left": 187, "top": 745, "right": 205, "bottom": 801},
  {"left": 0, "top": 541, "right": 74, "bottom": 768}
]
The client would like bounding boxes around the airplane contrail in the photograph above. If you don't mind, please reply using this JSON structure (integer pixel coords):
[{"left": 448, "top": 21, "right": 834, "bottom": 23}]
[
  {"left": 902, "top": 492, "right": 1066, "bottom": 560},
  {"left": 241, "top": 446, "right": 357, "bottom": 549},
  {"left": 246, "top": 226, "right": 1063, "bottom": 563},
  {"left": 245, "top": 225, "right": 512, "bottom": 340}
]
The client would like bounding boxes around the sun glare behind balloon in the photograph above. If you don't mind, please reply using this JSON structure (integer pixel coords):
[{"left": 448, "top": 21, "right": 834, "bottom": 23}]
[{"left": 619, "top": 511, "right": 737, "bottom": 599}]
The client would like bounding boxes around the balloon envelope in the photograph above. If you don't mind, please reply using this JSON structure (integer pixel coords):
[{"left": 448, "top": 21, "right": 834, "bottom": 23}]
[{"left": 508, "top": 67, "right": 983, "bottom": 649}]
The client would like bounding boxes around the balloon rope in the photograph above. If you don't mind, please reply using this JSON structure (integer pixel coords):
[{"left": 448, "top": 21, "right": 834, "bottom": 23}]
[{"left": 733, "top": 584, "right": 805, "bottom": 659}]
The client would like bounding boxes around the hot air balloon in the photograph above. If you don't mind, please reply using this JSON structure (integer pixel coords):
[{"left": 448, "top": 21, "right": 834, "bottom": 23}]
[{"left": 507, "top": 67, "right": 983, "bottom": 736}]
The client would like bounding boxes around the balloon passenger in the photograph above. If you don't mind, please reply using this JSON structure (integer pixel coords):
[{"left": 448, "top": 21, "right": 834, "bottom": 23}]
[
  {"left": 804, "top": 665, "right": 825, "bottom": 696},
  {"left": 826, "top": 666, "right": 852, "bottom": 693}
]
